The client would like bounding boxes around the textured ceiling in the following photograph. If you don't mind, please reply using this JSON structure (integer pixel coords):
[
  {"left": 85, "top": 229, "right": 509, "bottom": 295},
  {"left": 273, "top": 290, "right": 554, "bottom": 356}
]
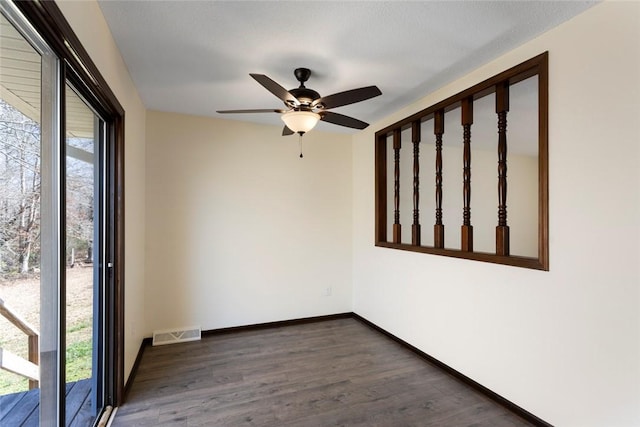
[{"left": 97, "top": 1, "right": 596, "bottom": 134}]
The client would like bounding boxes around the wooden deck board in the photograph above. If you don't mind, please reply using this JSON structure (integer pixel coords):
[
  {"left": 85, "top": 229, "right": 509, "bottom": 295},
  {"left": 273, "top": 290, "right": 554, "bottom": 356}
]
[
  {"left": 0, "top": 378, "right": 95, "bottom": 426},
  {"left": 0, "top": 388, "right": 26, "bottom": 419},
  {"left": 66, "top": 379, "right": 93, "bottom": 427},
  {"left": 0, "top": 386, "right": 39, "bottom": 426}
]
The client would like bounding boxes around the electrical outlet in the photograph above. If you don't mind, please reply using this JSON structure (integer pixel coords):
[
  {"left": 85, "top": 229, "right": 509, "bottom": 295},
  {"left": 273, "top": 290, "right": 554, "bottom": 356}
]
[{"left": 324, "top": 287, "right": 332, "bottom": 296}]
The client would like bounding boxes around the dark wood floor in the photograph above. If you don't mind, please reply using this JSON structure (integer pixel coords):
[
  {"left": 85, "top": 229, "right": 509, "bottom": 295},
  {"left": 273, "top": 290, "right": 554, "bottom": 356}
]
[
  {"left": 0, "top": 378, "right": 95, "bottom": 426},
  {"left": 113, "top": 318, "right": 535, "bottom": 427}
]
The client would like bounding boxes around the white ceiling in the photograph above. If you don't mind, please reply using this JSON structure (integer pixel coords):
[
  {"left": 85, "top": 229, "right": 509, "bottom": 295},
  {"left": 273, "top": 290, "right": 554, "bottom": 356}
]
[{"left": 97, "top": 0, "right": 596, "bottom": 134}]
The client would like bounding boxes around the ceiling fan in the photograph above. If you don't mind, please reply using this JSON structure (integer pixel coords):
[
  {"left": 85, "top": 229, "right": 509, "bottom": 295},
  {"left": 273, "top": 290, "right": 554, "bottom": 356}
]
[{"left": 217, "top": 68, "right": 382, "bottom": 136}]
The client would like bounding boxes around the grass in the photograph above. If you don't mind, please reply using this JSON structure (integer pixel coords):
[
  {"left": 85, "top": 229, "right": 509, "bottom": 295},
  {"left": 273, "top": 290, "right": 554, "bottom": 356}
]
[
  {"left": 66, "top": 339, "right": 93, "bottom": 383},
  {"left": 0, "top": 371, "right": 28, "bottom": 395},
  {"left": 0, "top": 324, "right": 93, "bottom": 395},
  {"left": 68, "top": 319, "right": 91, "bottom": 334},
  {"left": 0, "top": 268, "right": 94, "bottom": 396}
]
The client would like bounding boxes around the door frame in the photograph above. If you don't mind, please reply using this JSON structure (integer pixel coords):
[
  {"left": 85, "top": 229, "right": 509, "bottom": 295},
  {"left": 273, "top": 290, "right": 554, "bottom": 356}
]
[{"left": 13, "top": 0, "right": 126, "bottom": 410}]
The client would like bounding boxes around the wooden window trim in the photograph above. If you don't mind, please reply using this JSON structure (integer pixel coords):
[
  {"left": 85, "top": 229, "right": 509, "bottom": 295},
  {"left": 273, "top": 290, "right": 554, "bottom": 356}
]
[{"left": 375, "top": 53, "right": 549, "bottom": 271}]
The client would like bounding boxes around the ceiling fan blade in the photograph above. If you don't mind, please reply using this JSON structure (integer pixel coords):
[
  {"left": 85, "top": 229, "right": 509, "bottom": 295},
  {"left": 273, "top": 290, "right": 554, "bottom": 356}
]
[
  {"left": 216, "top": 109, "right": 286, "bottom": 114},
  {"left": 320, "top": 111, "right": 369, "bottom": 130},
  {"left": 250, "top": 74, "right": 300, "bottom": 106},
  {"left": 312, "top": 86, "right": 382, "bottom": 109},
  {"left": 282, "top": 125, "right": 294, "bottom": 136}
]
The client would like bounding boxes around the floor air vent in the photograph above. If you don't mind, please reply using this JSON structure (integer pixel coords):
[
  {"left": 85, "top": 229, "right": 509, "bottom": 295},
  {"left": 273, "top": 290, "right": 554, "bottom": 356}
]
[{"left": 152, "top": 326, "right": 201, "bottom": 346}]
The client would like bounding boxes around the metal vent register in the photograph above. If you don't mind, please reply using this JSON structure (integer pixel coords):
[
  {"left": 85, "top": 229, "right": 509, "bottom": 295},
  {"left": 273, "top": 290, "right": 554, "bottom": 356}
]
[{"left": 152, "top": 326, "right": 201, "bottom": 346}]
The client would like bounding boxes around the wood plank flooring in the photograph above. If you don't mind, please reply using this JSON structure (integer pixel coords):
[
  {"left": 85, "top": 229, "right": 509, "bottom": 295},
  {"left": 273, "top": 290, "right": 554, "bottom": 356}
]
[{"left": 112, "top": 318, "right": 535, "bottom": 427}]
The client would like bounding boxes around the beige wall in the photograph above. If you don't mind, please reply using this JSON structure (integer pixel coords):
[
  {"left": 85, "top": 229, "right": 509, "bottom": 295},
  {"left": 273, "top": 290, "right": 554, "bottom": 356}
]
[
  {"left": 56, "top": 0, "right": 147, "bottom": 381},
  {"left": 352, "top": 2, "right": 640, "bottom": 426},
  {"left": 145, "top": 112, "right": 353, "bottom": 331}
]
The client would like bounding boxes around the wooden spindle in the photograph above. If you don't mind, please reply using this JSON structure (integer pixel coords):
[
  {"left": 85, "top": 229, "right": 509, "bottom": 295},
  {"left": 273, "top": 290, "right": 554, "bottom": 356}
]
[
  {"left": 461, "top": 97, "right": 473, "bottom": 252},
  {"left": 496, "top": 82, "right": 510, "bottom": 255},
  {"left": 393, "top": 129, "right": 402, "bottom": 243},
  {"left": 434, "top": 110, "right": 445, "bottom": 248},
  {"left": 412, "top": 121, "right": 421, "bottom": 246},
  {"left": 28, "top": 334, "right": 38, "bottom": 389}
]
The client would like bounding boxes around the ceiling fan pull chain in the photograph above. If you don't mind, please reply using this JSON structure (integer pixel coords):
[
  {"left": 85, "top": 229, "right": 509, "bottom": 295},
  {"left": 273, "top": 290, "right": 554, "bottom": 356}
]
[{"left": 299, "top": 133, "right": 304, "bottom": 158}]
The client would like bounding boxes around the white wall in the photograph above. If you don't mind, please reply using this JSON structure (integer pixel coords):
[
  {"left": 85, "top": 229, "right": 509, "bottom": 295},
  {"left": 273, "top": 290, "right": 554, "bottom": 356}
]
[
  {"left": 145, "top": 112, "right": 352, "bottom": 331},
  {"left": 56, "top": 0, "right": 147, "bottom": 381},
  {"left": 352, "top": 2, "right": 639, "bottom": 426}
]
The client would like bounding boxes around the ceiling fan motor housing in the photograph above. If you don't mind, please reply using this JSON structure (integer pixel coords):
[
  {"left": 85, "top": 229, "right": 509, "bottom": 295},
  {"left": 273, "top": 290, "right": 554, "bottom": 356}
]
[
  {"left": 289, "top": 87, "right": 321, "bottom": 108},
  {"left": 289, "top": 68, "right": 320, "bottom": 108}
]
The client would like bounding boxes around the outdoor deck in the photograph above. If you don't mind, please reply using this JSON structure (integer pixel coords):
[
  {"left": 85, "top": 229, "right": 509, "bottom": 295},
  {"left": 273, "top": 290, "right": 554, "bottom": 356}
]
[{"left": 0, "top": 379, "right": 95, "bottom": 426}]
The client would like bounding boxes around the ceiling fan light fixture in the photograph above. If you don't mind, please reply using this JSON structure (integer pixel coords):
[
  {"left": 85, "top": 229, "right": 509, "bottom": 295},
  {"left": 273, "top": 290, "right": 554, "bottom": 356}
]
[{"left": 281, "top": 110, "right": 320, "bottom": 134}]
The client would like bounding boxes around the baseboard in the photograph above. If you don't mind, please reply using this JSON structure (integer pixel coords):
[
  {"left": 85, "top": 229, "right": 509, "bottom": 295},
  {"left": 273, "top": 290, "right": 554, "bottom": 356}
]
[
  {"left": 201, "top": 312, "right": 353, "bottom": 336},
  {"left": 123, "top": 337, "right": 151, "bottom": 400},
  {"left": 351, "top": 312, "right": 553, "bottom": 427}
]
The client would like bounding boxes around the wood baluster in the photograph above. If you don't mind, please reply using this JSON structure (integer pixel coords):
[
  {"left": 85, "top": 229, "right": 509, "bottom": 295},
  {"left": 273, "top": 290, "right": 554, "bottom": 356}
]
[
  {"left": 434, "top": 110, "right": 445, "bottom": 248},
  {"left": 28, "top": 334, "right": 38, "bottom": 389},
  {"left": 411, "top": 121, "right": 421, "bottom": 246},
  {"left": 393, "top": 129, "right": 402, "bottom": 243},
  {"left": 496, "top": 82, "right": 510, "bottom": 256},
  {"left": 461, "top": 97, "right": 473, "bottom": 252}
]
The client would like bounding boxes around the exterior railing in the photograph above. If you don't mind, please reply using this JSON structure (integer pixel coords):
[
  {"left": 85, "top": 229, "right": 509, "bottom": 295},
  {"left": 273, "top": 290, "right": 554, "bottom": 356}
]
[{"left": 0, "top": 297, "right": 39, "bottom": 389}]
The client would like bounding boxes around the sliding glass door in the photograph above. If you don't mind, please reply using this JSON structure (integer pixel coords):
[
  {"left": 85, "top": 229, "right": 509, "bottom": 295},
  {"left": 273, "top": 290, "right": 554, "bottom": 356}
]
[{"left": 0, "top": 1, "right": 123, "bottom": 425}]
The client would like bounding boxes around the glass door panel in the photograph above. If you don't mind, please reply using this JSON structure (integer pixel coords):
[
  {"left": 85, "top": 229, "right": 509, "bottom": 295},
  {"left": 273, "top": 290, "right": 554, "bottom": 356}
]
[
  {"left": 0, "top": 9, "right": 44, "bottom": 425},
  {"left": 64, "top": 83, "right": 104, "bottom": 426}
]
